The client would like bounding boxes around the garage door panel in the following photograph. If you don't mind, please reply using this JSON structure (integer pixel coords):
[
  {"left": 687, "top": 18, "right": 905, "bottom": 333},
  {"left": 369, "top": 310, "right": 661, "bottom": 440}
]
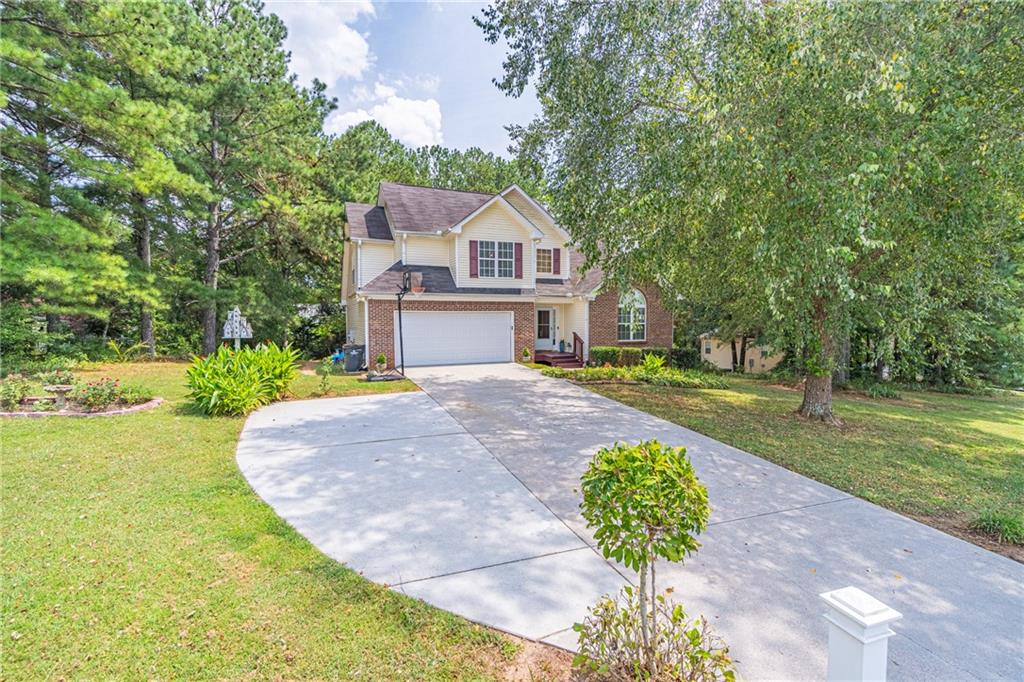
[{"left": 396, "top": 311, "right": 513, "bottom": 366}]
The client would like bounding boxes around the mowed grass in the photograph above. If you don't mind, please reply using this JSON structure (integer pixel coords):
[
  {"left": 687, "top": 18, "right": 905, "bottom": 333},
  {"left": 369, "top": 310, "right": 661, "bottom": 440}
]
[
  {"left": 590, "top": 377, "right": 1024, "bottom": 551},
  {"left": 1, "top": 362, "right": 518, "bottom": 680}
]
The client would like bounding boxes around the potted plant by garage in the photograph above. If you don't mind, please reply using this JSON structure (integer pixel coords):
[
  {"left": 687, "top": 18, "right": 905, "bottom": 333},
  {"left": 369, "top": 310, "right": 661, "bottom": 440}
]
[
  {"left": 375, "top": 352, "right": 388, "bottom": 374},
  {"left": 522, "top": 346, "right": 532, "bottom": 363}
]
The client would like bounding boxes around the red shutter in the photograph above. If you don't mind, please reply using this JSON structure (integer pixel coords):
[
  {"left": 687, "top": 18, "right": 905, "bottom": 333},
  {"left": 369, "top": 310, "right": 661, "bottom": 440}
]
[
  {"left": 552, "top": 248, "right": 561, "bottom": 275},
  {"left": 469, "top": 240, "right": 478, "bottom": 278},
  {"left": 514, "top": 242, "right": 523, "bottom": 279}
]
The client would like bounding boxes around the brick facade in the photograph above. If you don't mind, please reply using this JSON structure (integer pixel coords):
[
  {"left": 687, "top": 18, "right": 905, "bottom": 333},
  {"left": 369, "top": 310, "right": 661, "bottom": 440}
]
[
  {"left": 366, "top": 299, "right": 534, "bottom": 368},
  {"left": 588, "top": 283, "right": 673, "bottom": 350}
]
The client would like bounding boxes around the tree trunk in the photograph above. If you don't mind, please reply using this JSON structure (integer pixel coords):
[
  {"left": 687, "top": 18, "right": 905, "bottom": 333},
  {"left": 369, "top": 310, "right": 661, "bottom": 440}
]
[
  {"left": 730, "top": 338, "right": 738, "bottom": 371},
  {"left": 798, "top": 299, "right": 837, "bottom": 422},
  {"left": 638, "top": 563, "right": 650, "bottom": 658},
  {"left": 833, "top": 332, "right": 850, "bottom": 386},
  {"left": 875, "top": 335, "right": 894, "bottom": 382},
  {"left": 202, "top": 198, "right": 221, "bottom": 355},
  {"left": 799, "top": 373, "right": 834, "bottom": 419},
  {"left": 738, "top": 335, "right": 749, "bottom": 372},
  {"left": 134, "top": 193, "right": 155, "bottom": 358},
  {"left": 202, "top": 113, "right": 221, "bottom": 356}
]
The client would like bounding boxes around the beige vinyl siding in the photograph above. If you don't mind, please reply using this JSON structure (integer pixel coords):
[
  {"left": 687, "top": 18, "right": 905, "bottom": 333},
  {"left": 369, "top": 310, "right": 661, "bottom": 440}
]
[
  {"left": 457, "top": 203, "right": 535, "bottom": 288},
  {"left": 405, "top": 235, "right": 449, "bottom": 266},
  {"left": 564, "top": 300, "right": 587, "bottom": 345},
  {"left": 393, "top": 237, "right": 403, "bottom": 263},
  {"left": 346, "top": 294, "right": 362, "bottom": 344},
  {"left": 701, "top": 336, "right": 785, "bottom": 373},
  {"left": 535, "top": 237, "right": 567, "bottom": 278},
  {"left": 449, "top": 235, "right": 458, "bottom": 284},
  {"left": 504, "top": 190, "right": 568, "bottom": 278},
  {"left": 359, "top": 242, "right": 397, "bottom": 287}
]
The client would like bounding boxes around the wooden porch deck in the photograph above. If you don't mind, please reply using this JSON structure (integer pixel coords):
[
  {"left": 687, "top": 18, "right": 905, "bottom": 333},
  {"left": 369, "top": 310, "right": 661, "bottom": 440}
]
[{"left": 534, "top": 350, "right": 584, "bottom": 369}]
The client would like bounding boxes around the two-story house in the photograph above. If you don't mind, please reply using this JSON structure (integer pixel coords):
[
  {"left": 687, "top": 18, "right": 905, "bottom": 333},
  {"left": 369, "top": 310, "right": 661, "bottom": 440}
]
[{"left": 341, "top": 182, "right": 672, "bottom": 368}]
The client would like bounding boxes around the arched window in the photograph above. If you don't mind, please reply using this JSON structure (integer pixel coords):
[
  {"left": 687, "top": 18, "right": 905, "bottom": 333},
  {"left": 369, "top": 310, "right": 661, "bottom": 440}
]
[{"left": 617, "top": 289, "right": 646, "bottom": 341}]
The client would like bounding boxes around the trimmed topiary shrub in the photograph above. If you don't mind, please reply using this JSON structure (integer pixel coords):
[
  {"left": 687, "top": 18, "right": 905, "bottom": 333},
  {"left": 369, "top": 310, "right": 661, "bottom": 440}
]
[
  {"left": 574, "top": 440, "right": 732, "bottom": 680},
  {"left": 186, "top": 342, "right": 300, "bottom": 416}
]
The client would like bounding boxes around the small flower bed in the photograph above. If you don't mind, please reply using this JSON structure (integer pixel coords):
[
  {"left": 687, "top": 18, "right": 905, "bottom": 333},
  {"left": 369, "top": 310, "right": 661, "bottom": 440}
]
[
  {"left": 69, "top": 378, "right": 153, "bottom": 411},
  {"left": 542, "top": 353, "right": 728, "bottom": 389}
]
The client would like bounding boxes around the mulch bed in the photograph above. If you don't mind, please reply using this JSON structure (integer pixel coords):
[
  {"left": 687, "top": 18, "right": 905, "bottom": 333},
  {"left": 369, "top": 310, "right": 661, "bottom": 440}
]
[{"left": 0, "top": 397, "right": 164, "bottom": 418}]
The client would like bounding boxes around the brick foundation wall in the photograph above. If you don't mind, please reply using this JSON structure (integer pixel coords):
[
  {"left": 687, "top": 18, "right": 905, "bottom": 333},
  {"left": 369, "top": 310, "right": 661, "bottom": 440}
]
[
  {"left": 366, "top": 299, "right": 535, "bottom": 368},
  {"left": 588, "top": 283, "right": 673, "bottom": 349}
]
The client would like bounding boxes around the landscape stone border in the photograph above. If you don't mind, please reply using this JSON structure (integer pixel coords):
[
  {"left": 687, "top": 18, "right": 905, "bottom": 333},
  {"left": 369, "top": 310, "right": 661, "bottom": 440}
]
[{"left": 0, "top": 397, "right": 164, "bottom": 418}]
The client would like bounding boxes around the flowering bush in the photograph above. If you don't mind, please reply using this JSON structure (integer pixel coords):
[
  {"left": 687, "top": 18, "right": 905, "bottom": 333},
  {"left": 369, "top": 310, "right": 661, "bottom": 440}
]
[
  {"left": 70, "top": 378, "right": 121, "bottom": 410},
  {"left": 69, "top": 378, "right": 152, "bottom": 411},
  {"left": 0, "top": 374, "right": 31, "bottom": 410}
]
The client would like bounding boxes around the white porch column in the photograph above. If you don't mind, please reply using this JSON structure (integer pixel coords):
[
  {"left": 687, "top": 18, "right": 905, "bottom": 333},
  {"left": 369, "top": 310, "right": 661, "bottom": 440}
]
[{"left": 820, "top": 587, "right": 902, "bottom": 682}]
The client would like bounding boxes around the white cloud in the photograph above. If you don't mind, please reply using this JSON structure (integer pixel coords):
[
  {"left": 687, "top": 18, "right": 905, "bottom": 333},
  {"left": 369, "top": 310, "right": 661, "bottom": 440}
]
[
  {"left": 268, "top": 1, "right": 375, "bottom": 85},
  {"left": 326, "top": 92, "right": 443, "bottom": 147}
]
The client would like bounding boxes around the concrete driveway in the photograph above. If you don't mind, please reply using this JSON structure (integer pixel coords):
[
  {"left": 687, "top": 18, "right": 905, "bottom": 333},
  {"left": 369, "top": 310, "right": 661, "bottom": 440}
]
[{"left": 238, "top": 364, "right": 1023, "bottom": 681}]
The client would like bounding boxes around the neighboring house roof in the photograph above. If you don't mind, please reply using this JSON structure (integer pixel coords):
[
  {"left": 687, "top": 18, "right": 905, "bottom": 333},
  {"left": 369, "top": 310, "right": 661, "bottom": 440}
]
[
  {"left": 362, "top": 262, "right": 534, "bottom": 296},
  {"left": 378, "top": 182, "right": 492, "bottom": 234},
  {"left": 346, "top": 202, "right": 392, "bottom": 240}
]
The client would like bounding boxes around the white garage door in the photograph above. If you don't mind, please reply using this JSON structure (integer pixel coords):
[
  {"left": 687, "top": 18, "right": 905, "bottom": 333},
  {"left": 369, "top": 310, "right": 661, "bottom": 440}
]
[{"left": 395, "top": 311, "right": 513, "bottom": 367}]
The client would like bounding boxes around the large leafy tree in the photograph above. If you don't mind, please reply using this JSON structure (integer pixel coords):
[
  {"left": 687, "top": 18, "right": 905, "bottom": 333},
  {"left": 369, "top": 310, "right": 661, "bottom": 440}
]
[{"left": 478, "top": 0, "right": 1023, "bottom": 420}]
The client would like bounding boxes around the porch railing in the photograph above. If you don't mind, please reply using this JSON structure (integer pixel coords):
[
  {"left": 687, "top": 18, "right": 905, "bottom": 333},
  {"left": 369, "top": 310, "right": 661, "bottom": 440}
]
[{"left": 572, "top": 332, "right": 584, "bottom": 364}]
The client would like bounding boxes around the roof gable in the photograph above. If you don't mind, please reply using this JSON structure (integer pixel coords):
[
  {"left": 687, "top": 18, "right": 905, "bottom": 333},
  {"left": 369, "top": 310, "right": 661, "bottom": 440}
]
[{"left": 447, "top": 195, "right": 544, "bottom": 239}]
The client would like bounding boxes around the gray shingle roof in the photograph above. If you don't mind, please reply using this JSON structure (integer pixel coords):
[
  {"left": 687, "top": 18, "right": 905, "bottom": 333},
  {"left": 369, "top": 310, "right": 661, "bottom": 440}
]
[
  {"left": 362, "top": 262, "right": 534, "bottom": 296},
  {"left": 378, "top": 183, "right": 493, "bottom": 234},
  {"left": 345, "top": 202, "right": 392, "bottom": 240}
]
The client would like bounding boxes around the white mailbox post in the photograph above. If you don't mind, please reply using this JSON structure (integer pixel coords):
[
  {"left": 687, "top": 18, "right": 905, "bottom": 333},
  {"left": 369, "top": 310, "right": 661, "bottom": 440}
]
[
  {"left": 820, "top": 586, "right": 902, "bottom": 682},
  {"left": 222, "top": 306, "right": 253, "bottom": 350}
]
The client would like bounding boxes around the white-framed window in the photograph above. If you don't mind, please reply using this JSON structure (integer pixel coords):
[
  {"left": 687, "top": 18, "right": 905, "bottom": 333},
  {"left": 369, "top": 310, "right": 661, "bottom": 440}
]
[
  {"left": 536, "top": 248, "right": 553, "bottom": 274},
  {"left": 617, "top": 289, "right": 647, "bottom": 341},
  {"left": 478, "top": 240, "right": 515, "bottom": 278},
  {"left": 704, "top": 340, "right": 712, "bottom": 354}
]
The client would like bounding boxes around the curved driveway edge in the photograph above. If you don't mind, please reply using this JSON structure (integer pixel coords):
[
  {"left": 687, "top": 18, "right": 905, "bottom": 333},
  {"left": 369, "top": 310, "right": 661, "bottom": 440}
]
[
  {"left": 238, "top": 365, "right": 1024, "bottom": 681},
  {"left": 235, "top": 392, "right": 628, "bottom": 644}
]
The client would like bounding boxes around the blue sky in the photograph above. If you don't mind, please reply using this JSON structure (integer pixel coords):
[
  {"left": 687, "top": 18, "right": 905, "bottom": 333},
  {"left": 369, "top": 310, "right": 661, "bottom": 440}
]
[{"left": 265, "top": 1, "right": 540, "bottom": 155}]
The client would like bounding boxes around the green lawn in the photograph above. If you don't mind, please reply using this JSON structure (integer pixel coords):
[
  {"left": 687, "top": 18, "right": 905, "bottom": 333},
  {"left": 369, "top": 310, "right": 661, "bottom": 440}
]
[
  {"left": 590, "top": 377, "right": 1024, "bottom": 556},
  {"left": 1, "top": 362, "right": 546, "bottom": 680}
]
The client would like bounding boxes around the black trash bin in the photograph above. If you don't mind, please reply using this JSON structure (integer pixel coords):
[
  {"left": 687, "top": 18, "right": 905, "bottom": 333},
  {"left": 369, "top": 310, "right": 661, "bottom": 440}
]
[{"left": 343, "top": 344, "right": 365, "bottom": 372}]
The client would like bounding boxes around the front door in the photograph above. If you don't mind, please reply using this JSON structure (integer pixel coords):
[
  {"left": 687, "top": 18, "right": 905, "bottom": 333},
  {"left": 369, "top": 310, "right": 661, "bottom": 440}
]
[{"left": 536, "top": 308, "right": 556, "bottom": 350}]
